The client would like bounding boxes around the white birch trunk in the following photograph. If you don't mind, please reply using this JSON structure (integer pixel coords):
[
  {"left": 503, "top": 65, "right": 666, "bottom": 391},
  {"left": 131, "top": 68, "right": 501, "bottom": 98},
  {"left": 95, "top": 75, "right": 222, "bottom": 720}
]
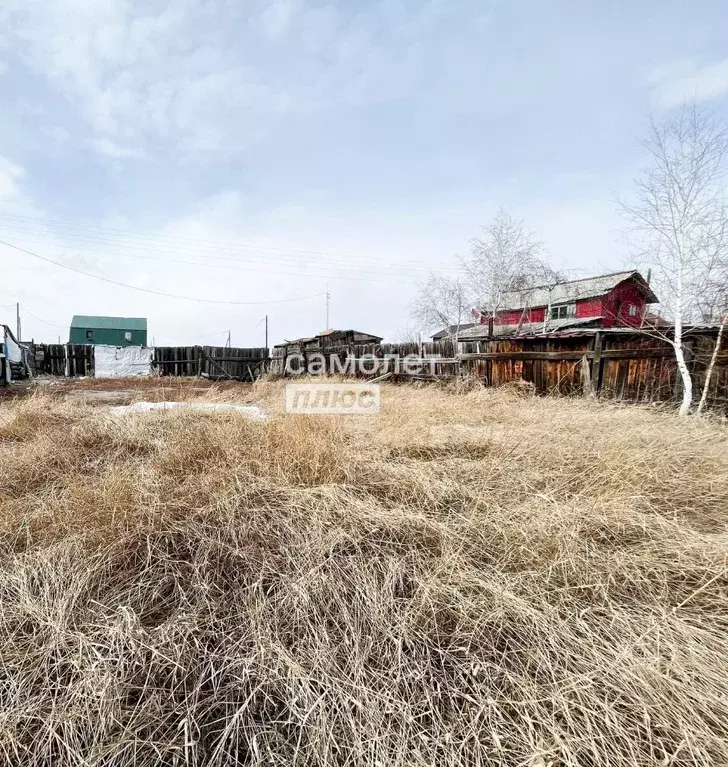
[
  {"left": 673, "top": 266, "right": 693, "bottom": 416},
  {"left": 696, "top": 314, "right": 726, "bottom": 415},
  {"left": 674, "top": 338, "right": 693, "bottom": 416}
]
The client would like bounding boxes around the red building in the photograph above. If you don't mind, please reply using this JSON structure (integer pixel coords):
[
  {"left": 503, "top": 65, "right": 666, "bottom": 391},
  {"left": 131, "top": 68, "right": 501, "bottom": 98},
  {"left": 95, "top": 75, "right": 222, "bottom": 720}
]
[{"left": 474, "top": 270, "right": 658, "bottom": 334}]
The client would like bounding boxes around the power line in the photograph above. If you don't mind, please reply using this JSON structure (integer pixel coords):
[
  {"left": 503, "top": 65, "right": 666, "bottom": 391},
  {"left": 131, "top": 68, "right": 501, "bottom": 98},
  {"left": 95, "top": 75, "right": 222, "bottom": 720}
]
[
  {"left": 20, "top": 304, "right": 67, "bottom": 329},
  {"left": 196, "top": 329, "right": 231, "bottom": 339},
  {"left": 0, "top": 212, "right": 445, "bottom": 275},
  {"left": 0, "top": 230, "right": 416, "bottom": 285},
  {"left": 0, "top": 239, "right": 327, "bottom": 306}
]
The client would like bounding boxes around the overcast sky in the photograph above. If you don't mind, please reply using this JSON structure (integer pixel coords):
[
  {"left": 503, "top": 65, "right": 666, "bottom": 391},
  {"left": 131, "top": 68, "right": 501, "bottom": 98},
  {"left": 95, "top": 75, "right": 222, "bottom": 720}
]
[{"left": 1, "top": 0, "right": 727, "bottom": 345}]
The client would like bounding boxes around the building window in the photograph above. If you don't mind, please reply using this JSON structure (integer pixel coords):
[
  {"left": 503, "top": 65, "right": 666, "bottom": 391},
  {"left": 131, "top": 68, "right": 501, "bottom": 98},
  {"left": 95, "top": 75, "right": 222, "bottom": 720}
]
[
  {"left": 85, "top": 330, "right": 94, "bottom": 341},
  {"left": 550, "top": 304, "right": 571, "bottom": 320},
  {"left": 628, "top": 304, "right": 637, "bottom": 317},
  {"left": 124, "top": 331, "right": 132, "bottom": 342}
]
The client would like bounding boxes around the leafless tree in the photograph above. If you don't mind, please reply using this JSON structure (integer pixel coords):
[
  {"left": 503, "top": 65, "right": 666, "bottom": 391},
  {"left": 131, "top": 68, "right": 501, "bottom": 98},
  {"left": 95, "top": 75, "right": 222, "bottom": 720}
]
[
  {"left": 696, "top": 238, "right": 728, "bottom": 414},
  {"left": 411, "top": 274, "right": 472, "bottom": 344},
  {"left": 391, "top": 325, "right": 424, "bottom": 345},
  {"left": 461, "top": 209, "right": 561, "bottom": 321},
  {"left": 619, "top": 103, "right": 728, "bottom": 416},
  {"left": 697, "top": 312, "right": 726, "bottom": 414}
]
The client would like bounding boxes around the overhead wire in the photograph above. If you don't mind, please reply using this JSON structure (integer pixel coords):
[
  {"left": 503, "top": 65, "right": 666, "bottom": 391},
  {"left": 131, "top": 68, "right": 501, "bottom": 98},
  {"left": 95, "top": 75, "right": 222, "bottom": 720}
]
[
  {"left": 0, "top": 239, "right": 327, "bottom": 306},
  {"left": 0, "top": 212, "right": 448, "bottom": 276},
  {"left": 0, "top": 231, "right": 416, "bottom": 285},
  {"left": 19, "top": 304, "right": 67, "bottom": 329}
]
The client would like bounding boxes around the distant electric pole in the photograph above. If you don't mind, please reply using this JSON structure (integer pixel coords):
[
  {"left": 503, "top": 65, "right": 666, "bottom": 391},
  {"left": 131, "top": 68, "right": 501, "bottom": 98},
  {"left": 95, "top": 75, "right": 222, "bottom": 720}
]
[
  {"left": 265, "top": 315, "right": 268, "bottom": 349},
  {"left": 226, "top": 330, "right": 231, "bottom": 348},
  {"left": 325, "top": 283, "right": 330, "bottom": 329},
  {"left": 16, "top": 302, "right": 21, "bottom": 341}
]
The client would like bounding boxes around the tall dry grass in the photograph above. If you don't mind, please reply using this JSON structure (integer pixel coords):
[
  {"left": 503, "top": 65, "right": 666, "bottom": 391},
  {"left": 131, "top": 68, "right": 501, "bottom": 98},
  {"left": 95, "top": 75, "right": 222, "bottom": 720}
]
[{"left": 0, "top": 381, "right": 726, "bottom": 766}]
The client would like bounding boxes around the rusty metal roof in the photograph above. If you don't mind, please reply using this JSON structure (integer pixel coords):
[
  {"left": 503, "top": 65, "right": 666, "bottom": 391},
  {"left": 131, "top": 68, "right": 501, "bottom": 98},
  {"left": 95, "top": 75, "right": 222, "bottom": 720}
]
[
  {"left": 431, "top": 323, "right": 477, "bottom": 340},
  {"left": 496, "top": 271, "right": 658, "bottom": 311},
  {"left": 275, "top": 329, "right": 383, "bottom": 347},
  {"left": 458, "top": 316, "right": 603, "bottom": 339}
]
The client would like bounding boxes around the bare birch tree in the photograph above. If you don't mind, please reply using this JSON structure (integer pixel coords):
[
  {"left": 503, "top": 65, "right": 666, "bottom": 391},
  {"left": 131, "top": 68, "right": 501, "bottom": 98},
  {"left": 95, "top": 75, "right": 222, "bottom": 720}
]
[
  {"left": 697, "top": 312, "right": 726, "bottom": 414},
  {"left": 696, "top": 235, "right": 728, "bottom": 413},
  {"left": 619, "top": 103, "right": 728, "bottom": 416},
  {"left": 411, "top": 274, "right": 472, "bottom": 344},
  {"left": 461, "top": 209, "right": 561, "bottom": 321}
]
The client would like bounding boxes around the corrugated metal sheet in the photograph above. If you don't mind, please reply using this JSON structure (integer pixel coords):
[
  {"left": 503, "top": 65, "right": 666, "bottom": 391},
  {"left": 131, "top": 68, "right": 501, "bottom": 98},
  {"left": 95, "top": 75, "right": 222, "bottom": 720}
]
[
  {"left": 431, "top": 323, "right": 477, "bottom": 340},
  {"left": 71, "top": 315, "right": 148, "bottom": 331},
  {"left": 458, "top": 316, "right": 602, "bottom": 340},
  {"left": 496, "top": 271, "right": 656, "bottom": 310}
]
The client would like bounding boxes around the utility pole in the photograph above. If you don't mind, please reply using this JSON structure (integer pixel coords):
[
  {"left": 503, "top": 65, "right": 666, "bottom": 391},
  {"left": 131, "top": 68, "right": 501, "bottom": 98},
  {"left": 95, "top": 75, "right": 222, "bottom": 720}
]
[
  {"left": 226, "top": 330, "right": 231, "bottom": 349},
  {"left": 325, "top": 283, "right": 330, "bottom": 330},
  {"left": 265, "top": 315, "right": 268, "bottom": 349},
  {"left": 16, "top": 302, "right": 21, "bottom": 342}
]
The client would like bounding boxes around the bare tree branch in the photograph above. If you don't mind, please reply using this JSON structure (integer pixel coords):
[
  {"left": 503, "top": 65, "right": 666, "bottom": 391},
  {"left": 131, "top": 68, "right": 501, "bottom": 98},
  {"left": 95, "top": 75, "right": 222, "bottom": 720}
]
[
  {"left": 619, "top": 102, "right": 728, "bottom": 415},
  {"left": 410, "top": 274, "right": 473, "bottom": 343},
  {"left": 460, "top": 209, "right": 562, "bottom": 319}
]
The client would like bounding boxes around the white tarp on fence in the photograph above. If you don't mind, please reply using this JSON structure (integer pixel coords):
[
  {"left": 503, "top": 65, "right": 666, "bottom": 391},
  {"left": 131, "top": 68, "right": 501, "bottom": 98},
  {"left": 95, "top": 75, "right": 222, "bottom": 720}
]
[
  {"left": 3, "top": 326, "right": 30, "bottom": 382},
  {"left": 4, "top": 330, "right": 23, "bottom": 364},
  {"left": 95, "top": 345, "right": 154, "bottom": 378}
]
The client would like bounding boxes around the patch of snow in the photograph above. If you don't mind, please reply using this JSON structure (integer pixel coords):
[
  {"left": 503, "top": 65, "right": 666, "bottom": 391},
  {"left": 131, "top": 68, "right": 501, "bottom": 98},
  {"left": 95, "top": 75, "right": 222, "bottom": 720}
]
[{"left": 110, "top": 401, "right": 267, "bottom": 420}]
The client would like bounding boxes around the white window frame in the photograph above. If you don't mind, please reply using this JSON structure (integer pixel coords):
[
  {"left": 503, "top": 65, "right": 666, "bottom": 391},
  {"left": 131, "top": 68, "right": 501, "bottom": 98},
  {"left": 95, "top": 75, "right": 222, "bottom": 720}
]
[{"left": 550, "top": 303, "right": 575, "bottom": 321}]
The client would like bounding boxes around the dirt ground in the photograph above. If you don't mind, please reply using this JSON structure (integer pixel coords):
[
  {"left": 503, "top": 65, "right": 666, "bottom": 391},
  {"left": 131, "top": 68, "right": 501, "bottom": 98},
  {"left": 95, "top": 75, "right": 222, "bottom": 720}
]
[{"left": 4, "top": 376, "right": 254, "bottom": 406}]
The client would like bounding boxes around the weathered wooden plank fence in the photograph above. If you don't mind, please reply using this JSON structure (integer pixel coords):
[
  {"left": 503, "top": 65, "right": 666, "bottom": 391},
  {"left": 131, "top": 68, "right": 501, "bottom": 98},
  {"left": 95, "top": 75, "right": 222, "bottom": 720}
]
[
  {"left": 25, "top": 344, "right": 270, "bottom": 382},
  {"left": 153, "top": 346, "right": 269, "bottom": 380},
  {"left": 26, "top": 344, "right": 93, "bottom": 377},
  {"left": 18, "top": 330, "right": 728, "bottom": 411},
  {"left": 272, "top": 328, "right": 728, "bottom": 411}
]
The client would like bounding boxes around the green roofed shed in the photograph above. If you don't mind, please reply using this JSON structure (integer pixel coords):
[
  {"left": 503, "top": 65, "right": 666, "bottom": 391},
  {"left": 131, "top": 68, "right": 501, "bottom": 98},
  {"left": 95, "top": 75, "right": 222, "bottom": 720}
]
[{"left": 70, "top": 316, "right": 148, "bottom": 346}]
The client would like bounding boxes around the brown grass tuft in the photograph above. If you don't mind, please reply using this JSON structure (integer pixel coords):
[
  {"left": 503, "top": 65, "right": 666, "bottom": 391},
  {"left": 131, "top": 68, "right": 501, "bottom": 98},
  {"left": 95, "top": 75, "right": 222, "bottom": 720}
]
[{"left": 0, "top": 380, "right": 726, "bottom": 765}]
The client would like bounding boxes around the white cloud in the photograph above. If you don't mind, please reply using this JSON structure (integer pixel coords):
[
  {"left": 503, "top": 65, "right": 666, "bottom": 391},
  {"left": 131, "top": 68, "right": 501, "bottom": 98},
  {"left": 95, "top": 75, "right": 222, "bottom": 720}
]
[
  {"left": 92, "top": 137, "right": 145, "bottom": 158},
  {"left": 1, "top": 0, "right": 491, "bottom": 157},
  {"left": 0, "top": 156, "right": 37, "bottom": 216},
  {"left": 0, "top": 156, "right": 23, "bottom": 201},
  {"left": 258, "top": 0, "right": 298, "bottom": 41},
  {"left": 650, "top": 57, "right": 728, "bottom": 109}
]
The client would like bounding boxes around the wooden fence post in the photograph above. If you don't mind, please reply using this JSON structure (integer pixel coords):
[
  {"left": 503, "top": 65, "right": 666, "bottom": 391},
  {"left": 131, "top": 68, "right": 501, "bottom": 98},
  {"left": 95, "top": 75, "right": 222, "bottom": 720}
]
[
  {"left": 590, "top": 332, "right": 603, "bottom": 397},
  {"left": 581, "top": 354, "right": 592, "bottom": 397}
]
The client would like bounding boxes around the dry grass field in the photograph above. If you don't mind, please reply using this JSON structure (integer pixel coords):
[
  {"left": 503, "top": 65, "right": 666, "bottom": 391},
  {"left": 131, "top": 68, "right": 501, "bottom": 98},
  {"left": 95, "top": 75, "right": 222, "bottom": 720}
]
[{"left": 0, "top": 378, "right": 726, "bottom": 766}]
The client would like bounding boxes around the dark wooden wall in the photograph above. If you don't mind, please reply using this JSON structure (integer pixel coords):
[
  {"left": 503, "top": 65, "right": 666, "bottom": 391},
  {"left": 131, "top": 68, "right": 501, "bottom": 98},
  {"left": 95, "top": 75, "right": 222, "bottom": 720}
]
[
  {"left": 18, "top": 332, "right": 728, "bottom": 411},
  {"left": 25, "top": 344, "right": 270, "bottom": 382},
  {"left": 153, "top": 346, "right": 269, "bottom": 381},
  {"left": 27, "top": 344, "right": 93, "bottom": 377},
  {"left": 273, "top": 329, "right": 728, "bottom": 411}
]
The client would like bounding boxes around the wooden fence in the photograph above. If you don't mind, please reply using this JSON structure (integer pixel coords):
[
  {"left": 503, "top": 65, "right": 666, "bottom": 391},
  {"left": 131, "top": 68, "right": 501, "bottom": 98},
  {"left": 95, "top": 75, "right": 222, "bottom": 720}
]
[
  {"left": 27, "top": 344, "right": 94, "bottom": 377},
  {"left": 153, "top": 346, "right": 269, "bottom": 381},
  {"left": 26, "top": 344, "right": 270, "bottom": 382},
  {"left": 18, "top": 331, "right": 728, "bottom": 410},
  {"left": 272, "top": 329, "right": 728, "bottom": 411}
]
